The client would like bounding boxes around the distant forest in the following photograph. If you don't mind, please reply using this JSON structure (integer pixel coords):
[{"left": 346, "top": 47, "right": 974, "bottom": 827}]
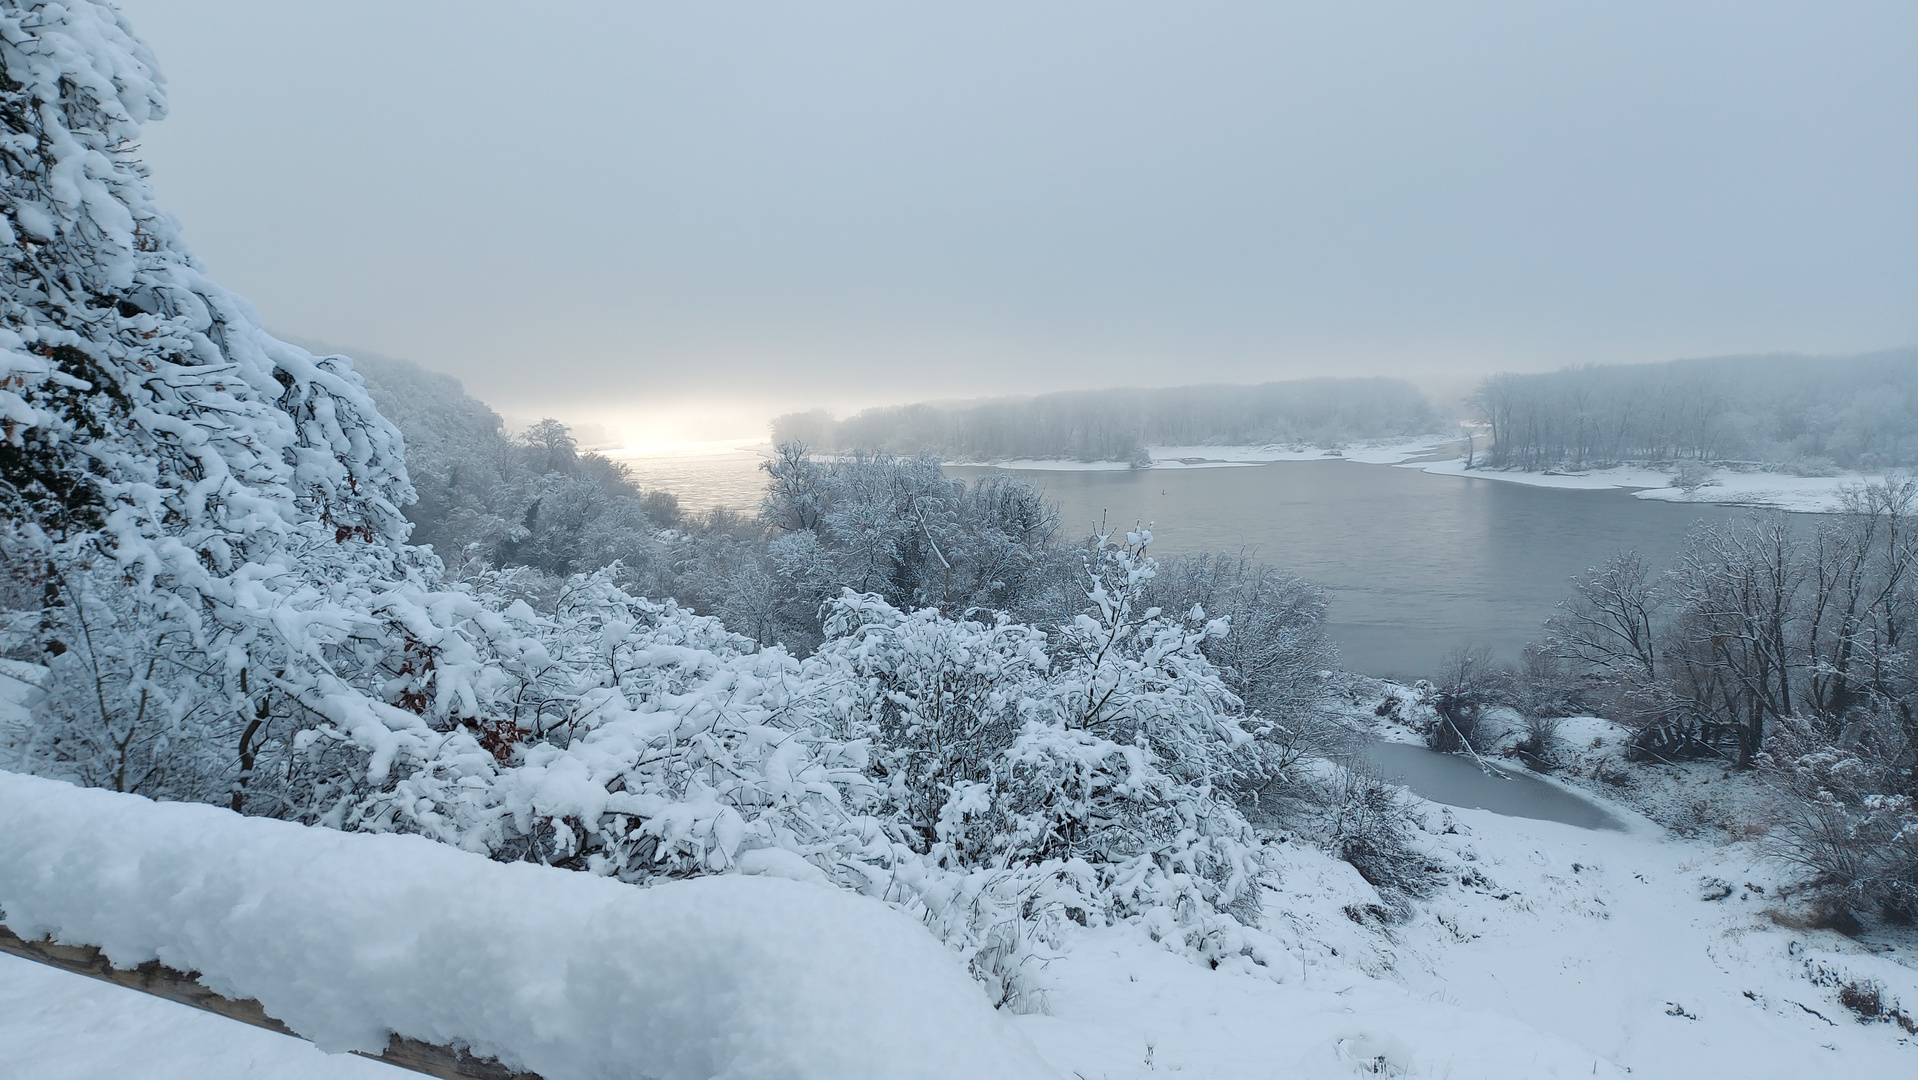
[
  {"left": 1472, "top": 349, "right": 1918, "bottom": 472},
  {"left": 772, "top": 378, "right": 1446, "bottom": 462}
]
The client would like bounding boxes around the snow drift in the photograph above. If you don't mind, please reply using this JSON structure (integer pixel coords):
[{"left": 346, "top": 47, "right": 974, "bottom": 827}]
[{"left": 0, "top": 770, "right": 1053, "bottom": 1080}]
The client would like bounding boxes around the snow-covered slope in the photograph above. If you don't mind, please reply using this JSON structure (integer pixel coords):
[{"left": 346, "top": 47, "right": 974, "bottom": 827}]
[
  {"left": 9, "top": 764, "right": 1913, "bottom": 1079},
  {"left": 1375, "top": 803, "right": 1916, "bottom": 1076}
]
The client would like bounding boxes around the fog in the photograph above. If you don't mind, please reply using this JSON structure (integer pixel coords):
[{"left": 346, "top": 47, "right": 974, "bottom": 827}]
[
  {"left": 113, "top": 1, "right": 1916, "bottom": 438},
  {"left": 774, "top": 378, "right": 1446, "bottom": 461},
  {"left": 1476, "top": 348, "right": 1918, "bottom": 471},
  {"left": 12, "top": 9, "right": 1918, "bottom": 1069}
]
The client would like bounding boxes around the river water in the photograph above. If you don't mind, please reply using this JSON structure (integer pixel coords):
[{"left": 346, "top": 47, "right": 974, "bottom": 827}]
[
  {"left": 613, "top": 446, "right": 1753, "bottom": 680},
  {"left": 1358, "top": 741, "right": 1624, "bottom": 830},
  {"left": 948, "top": 460, "right": 1750, "bottom": 679}
]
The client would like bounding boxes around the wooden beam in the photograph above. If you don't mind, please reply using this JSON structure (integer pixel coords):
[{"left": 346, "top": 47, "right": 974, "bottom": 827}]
[{"left": 0, "top": 924, "right": 541, "bottom": 1080}]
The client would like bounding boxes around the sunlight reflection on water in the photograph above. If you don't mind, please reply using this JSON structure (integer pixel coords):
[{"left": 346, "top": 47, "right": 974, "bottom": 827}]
[{"left": 601, "top": 441, "right": 772, "bottom": 514}]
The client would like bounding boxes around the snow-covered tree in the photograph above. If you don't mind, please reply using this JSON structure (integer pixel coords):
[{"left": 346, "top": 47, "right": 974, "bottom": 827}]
[
  {"left": 1472, "top": 350, "right": 1918, "bottom": 472},
  {"left": 0, "top": 1, "right": 436, "bottom": 809},
  {"left": 1536, "top": 481, "right": 1917, "bottom": 923},
  {"left": 759, "top": 445, "right": 1065, "bottom": 629}
]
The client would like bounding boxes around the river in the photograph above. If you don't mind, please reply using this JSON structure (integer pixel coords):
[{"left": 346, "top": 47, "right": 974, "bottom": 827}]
[
  {"left": 1358, "top": 741, "right": 1624, "bottom": 830},
  {"left": 611, "top": 446, "right": 1753, "bottom": 680},
  {"left": 947, "top": 460, "right": 1749, "bottom": 679}
]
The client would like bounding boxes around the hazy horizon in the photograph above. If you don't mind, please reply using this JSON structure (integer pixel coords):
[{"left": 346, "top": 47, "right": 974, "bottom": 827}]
[
  {"left": 304, "top": 334, "right": 1911, "bottom": 447},
  {"left": 117, "top": 1, "right": 1918, "bottom": 441},
  {"left": 11, "top": 11, "right": 1918, "bottom": 1073}
]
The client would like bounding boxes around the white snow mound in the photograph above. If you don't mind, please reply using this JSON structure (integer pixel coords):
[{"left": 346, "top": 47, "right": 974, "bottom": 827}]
[{"left": 0, "top": 771, "right": 1053, "bottom": 1080}]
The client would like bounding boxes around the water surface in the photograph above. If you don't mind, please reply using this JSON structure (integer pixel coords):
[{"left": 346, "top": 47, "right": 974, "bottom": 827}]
[
  {"left": 1358, "top": 741, "right": 1624, "bottom": 830},
  {"left": 950, "top": 461, "right": 1748, "bottom": 678},
  {"left": 615, "top": 450, "right": 1756, "bottom": 679}
]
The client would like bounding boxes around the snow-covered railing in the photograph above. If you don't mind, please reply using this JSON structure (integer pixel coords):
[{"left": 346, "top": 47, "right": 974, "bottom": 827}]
[
  {"left": 0, "top": 924, "right": 537, "bottom": 1079},
  {"left": 0, "top": 771, "right": 1051, "bottom": 1080}
]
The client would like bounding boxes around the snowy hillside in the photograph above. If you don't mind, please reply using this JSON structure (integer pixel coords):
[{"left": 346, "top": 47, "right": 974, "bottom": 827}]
[
  {"left": 6, "top": 762, "right": 1915, "bottom": 1078},
  {"left": 3, "top": 4, "right": 1915, "bottom": 1080}
]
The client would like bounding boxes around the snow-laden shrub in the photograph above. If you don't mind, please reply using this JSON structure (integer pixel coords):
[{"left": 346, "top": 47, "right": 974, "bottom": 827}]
[
  {"left": 1325, "top": 765, "right": 1435, "bottom": 910},
  {"left": 1763, "top": 710, "right": 1918, "bottom": 923},
  {"left": 791, "top": 540, "right": 1274, "bottom": 978},
  {"left": 1513, "top": 712, "right": 1566, "bottom": 770},
  {"left": 814, "top": 592, "right": 1051, "bottom": 853},
  {"left": 397, "top": 546, "right": 1271, "bottom": 971},
  {"left": 1050, "top": 532, "right": 1270, "bottom": 791},
  {"left": 132, "top": 546, "right": 1276, "bottom": 982},
  {"left": 1141, "top": 551, "right": 1339, "bottom": 732}
]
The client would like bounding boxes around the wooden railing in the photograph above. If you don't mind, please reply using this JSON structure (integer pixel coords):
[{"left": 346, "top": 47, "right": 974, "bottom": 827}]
[{"left": 0, "top": 924, "right": 542, "bottom": 1080}]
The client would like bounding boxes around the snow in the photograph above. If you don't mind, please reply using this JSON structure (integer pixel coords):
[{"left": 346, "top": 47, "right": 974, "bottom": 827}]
[
  {"left": 1012, "top": 922, "right": 1613, "bottom": 1077},
  {"left": 1009, "top": 792, "right": 1915, "bottom": 1077},
  {"left": 950, "top": 436, "right": 1459, "bottom": 472},
  {"left": 1383, "top": 804, "right": 1918, "bottom": 1076},
  {"left": 1408, "top": 458, "right": 1904, "bottom": 514},
  {"left": 957, "top": 437, "right": 1902, "bottom": 516},
  {"left": 0, "top": 770, "right": 1052, "bottom": 1080},
  {"left": 0, "top": 953, "right": 397, "bottom": 1080},
  {"left": 10, "top": 756, "right": 1914, "bottom": 1079}
]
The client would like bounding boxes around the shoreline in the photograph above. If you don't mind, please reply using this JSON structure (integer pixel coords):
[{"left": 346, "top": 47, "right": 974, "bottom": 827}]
[
  {"left": 959, "top": 438, "right": 1900, "bottom": 515},
  {"left": 598, "top": 437, "right": 1902, "bottom": 517},
  {"left": 948, "top": 435, "right": 1463, "bottom": 472},
  {"left": 1404, "top": 457, "right": 1898, "bottom": 514}
]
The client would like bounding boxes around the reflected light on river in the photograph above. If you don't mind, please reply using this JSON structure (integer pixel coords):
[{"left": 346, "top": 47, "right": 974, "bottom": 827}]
[{"left": 601, "top": 440, "right": 773, "bottom": 514}]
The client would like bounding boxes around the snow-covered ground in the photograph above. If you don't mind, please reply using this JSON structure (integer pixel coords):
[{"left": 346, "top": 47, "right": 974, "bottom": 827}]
[
  {"left": 6, "top": 750, "right": 1912, "bottom": 1080},
  {"left": 1407, "top": 457, "right": 1901, "bottom": 514},
  {"left": 950, "top": 437, "right": 1461, "bottom": 472},
  {"left": 1014, "top": 809, "right": 1916, "bottom": 1077},
  {"left": 967, "top": 437, "right": 1901, "bottom": 515}
]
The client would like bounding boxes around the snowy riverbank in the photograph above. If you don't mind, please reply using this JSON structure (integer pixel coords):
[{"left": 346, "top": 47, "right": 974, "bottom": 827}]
[
  {"left": 950, "top": 436, "right": 1462, "bottom": 472},
  {"left": 959, "top": 437, "right": 1901, "bottom": 515},
  {"left": 1406, "top": 458, "right": 1902, "bottom": 514}
]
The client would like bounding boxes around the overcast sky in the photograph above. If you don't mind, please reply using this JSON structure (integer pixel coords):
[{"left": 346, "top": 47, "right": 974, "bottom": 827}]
[{"left": 114, "top": 1, "right": 1917, "bottom": 439}]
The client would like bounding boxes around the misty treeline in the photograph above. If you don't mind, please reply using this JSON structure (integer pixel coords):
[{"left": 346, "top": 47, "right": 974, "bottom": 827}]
[
  {"left": 345, "top": 353, "right": 680, "bottom": 578},
  {"left": 1513, "top": 483, "right": 1917, "bottom": 922},
  {"left": 773, "top": 377, "right": 1447, "bottom": 463},
  {"left": 1471, "top": 349, "right": 1918, "bottom": 472},
  {"left": 0, "top": 3, "right": 1417, "bottom": 999}
]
